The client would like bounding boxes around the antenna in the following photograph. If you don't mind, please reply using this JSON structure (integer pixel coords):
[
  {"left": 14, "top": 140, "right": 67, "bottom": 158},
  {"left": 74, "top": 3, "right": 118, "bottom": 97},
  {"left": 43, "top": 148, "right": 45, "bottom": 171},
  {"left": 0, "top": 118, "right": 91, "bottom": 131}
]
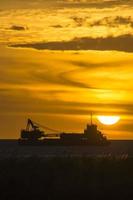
[{"left": 90, "top": 112, "right": 93, "bottom": 125}]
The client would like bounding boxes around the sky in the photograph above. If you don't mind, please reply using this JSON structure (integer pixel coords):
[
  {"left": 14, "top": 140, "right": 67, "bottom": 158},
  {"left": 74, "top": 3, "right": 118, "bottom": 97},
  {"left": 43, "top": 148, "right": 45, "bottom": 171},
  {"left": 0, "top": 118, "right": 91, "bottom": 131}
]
[{"left": 0, "top": 0, "right": 133, "bottom": 139}]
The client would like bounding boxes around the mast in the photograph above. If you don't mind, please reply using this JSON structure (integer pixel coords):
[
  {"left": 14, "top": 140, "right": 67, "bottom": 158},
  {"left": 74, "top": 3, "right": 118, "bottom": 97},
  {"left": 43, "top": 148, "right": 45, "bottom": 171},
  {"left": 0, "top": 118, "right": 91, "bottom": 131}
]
[{"left": 90, "top": 112, "right": 93, "bottom": 125}]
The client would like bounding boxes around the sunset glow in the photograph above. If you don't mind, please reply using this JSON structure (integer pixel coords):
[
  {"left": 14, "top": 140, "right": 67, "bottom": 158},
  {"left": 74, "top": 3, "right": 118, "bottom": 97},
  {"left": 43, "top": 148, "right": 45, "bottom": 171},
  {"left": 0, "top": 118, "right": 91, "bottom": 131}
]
[{"left": 0, "top": 0, "right": 133, "bottom": 139}]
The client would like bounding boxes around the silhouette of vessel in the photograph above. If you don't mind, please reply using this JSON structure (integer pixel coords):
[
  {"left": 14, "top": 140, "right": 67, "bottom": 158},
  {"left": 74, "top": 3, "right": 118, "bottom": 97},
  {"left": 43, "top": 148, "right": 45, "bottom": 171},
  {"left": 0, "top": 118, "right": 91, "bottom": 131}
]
[{"left": 18, "top": 117, "right": 110, "bottom": 146}]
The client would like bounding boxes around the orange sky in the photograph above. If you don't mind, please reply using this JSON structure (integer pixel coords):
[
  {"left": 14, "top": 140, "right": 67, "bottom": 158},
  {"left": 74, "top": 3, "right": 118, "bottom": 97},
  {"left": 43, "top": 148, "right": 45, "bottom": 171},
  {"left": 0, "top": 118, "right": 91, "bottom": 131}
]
[{"left": 0, "top": 0, "right": 133, "bottom": 139}]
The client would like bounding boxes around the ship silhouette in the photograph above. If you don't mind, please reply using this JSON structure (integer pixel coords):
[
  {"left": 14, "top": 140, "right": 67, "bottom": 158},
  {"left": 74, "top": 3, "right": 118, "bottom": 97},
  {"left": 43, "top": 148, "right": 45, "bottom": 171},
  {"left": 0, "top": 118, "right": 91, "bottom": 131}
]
[{"left": 18, "top": 116, "right": 110, "bottom": 146}]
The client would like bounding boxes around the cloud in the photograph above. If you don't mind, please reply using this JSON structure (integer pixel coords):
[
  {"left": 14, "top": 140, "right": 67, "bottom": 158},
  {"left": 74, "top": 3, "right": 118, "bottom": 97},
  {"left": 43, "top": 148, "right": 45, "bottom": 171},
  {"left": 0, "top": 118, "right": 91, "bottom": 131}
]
[
  {"left": 0, "top": 0, "right": 53, "bottom": 9},
  {"left": 67, "top": 59, "right": 133, "bottom": 69},
  {"left": 32, "top": 69, "right": 91, "bottom": 89},
  {"left": 9, "top": 34, "right": 133, "bottom": 52},
  {"left": 71, "top": 16, "right": 88, "bottom": 27},
  {"left": 61, "top": 0, "right": 133, "bottom": 9},
  {"left": 0, "top": 0, "right": 132, "bottom": 9},
  {"left": 0, "top": 86, "right": 133, "bottom": 116},
  {"left": 1, "top": 4, "right": 133, "bottom": 44},
  {"left": 90, "top": 16, "right": 133, "bottom": 27},
  {"left": 9, "top": 25, "right": 27, "bottom": 31},
  {"left": 114, "top": 16, "right": 133, "bottom": 26},
  {"left": 51, "top": 25, "right": 63, "bottom": 28}
]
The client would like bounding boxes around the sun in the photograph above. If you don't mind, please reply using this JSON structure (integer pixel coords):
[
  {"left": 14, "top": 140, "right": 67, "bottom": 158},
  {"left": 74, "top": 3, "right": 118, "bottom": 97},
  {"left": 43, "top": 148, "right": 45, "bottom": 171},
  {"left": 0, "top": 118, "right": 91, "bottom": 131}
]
[{"left": 97, "top": 116, "right": 120, "bottom": 125}]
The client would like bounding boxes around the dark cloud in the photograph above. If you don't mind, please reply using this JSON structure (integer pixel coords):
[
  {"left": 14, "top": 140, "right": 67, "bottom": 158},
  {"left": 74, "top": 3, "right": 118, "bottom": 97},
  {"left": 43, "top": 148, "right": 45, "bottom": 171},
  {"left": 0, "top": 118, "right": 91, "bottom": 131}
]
[
  {"left": 51, "top": 25, "right": 63, "bottom": 28},
  {"left": 114, "top": 16, "right": 133, "bottom": 26},
  {"left": 0, "top": 0, "right": 52, "bottom": 9},
  {"left": 71, "top": 16, "right": 88, "bottom": 27},
  {"left": 32, "top": 69, "right": 91, "bottom": 89},
  {"left": 68, "top": 59, "right": 133, "bottom": 69},
  {"left": 61, "top": 0, "right": 133, "bottom": 9},
  {"left": 90, "top": 16, "right": 133, "bottom": 27},
  {"left": 10, "top": 34, "right": 133, "bottom": 52},
  {"left": 9, "top": 25, "right": 27, "bottom": 31},
  {"left": 1, "top": 0, "right": 133, "bottom": 9}
]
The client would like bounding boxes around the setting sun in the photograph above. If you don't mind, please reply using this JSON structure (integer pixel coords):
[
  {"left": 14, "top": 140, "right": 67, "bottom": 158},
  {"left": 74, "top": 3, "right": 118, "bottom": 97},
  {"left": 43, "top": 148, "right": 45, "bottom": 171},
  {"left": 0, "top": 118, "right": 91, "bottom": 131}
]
[{"left": 97, "top": 116, "right": 120, "bottom": 125}]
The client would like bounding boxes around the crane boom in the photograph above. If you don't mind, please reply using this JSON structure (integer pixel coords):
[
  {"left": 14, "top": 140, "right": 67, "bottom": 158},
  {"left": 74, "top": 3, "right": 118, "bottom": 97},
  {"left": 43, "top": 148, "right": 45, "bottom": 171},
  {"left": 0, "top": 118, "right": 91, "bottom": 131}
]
[
  {"left": 31, "top": 120, "right": 60, "bottom": 133},
  {"left": 26, "top": 119, "right": 60, "bottom": 133}
]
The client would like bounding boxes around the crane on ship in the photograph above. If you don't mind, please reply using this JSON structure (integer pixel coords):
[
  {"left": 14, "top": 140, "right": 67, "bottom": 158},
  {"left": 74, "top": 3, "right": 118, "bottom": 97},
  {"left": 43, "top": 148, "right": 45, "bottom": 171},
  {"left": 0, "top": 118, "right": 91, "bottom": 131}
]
[{"left": 20, "top": 119, "right": 60, "bottom": 140}]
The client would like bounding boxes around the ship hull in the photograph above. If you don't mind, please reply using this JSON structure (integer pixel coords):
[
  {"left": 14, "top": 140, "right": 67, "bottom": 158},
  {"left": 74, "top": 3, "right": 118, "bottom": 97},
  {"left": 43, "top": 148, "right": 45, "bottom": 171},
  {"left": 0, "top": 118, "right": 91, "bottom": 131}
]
[{"left": 18, "top": 139, "right": 110, "bottom": 146}]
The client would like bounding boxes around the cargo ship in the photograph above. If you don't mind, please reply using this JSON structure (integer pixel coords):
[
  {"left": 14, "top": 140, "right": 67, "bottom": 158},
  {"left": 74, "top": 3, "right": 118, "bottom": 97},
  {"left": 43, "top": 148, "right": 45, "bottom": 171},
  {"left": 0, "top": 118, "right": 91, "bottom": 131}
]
[{"left": 18, "top": 118, "right": 110, "bottom": 146}]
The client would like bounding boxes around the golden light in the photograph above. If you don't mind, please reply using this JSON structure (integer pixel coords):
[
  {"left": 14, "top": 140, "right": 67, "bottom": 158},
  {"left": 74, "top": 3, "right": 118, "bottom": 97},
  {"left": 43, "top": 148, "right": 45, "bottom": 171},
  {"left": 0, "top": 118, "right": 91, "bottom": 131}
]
[{"left": 97, "top": 116, "right": 120, "bottom": 125}]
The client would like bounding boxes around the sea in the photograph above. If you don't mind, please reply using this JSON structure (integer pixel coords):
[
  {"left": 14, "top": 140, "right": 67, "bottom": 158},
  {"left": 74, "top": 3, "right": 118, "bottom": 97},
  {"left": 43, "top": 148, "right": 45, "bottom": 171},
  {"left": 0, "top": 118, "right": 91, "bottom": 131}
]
[{"left": 0, "top": 140, "right": 133, "bottom": 159}]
